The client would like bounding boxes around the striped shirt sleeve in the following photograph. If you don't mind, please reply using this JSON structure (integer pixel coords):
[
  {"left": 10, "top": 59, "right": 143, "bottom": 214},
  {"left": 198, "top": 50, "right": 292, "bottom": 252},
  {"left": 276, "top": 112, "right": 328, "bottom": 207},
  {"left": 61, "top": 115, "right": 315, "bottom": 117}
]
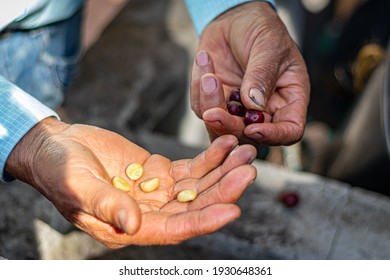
[
  {"left": 184, "top": 0, "right": 276, "bottom": 36},
  {"left": 0, "top": 75, "right": 59, "bottom": 182}
]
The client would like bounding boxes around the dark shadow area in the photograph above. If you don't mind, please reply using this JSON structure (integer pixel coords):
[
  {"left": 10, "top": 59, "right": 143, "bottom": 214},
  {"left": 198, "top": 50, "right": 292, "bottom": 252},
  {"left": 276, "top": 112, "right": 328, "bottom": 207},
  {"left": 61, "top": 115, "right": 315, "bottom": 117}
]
[{"left": 300, "top": 0, "right": 390, "bottom": 196}]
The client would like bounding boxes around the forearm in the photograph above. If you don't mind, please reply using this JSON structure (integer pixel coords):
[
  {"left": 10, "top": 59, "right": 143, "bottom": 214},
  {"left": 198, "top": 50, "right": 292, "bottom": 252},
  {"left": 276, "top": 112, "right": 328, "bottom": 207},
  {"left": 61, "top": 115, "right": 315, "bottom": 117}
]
[
  {"left": 5, "top": 117, "right": 69, "bottom": 186},
  {"left": 184, "top": 0, "right": 276, "bottom": 35}
]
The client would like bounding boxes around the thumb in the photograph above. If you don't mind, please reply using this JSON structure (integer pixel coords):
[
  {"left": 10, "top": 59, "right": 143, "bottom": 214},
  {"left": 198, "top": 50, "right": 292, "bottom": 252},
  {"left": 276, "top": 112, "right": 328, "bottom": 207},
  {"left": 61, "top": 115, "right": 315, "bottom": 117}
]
[
  {"left": 239, "top": 48, "right": 280, "bottom": 111},
  {"left": 85, "top": 179, "right": 142, "bottom": 235}
]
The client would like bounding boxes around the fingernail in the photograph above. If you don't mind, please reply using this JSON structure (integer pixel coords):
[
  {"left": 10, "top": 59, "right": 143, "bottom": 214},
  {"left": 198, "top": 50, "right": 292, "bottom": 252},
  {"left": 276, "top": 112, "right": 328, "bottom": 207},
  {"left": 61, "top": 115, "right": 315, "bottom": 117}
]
[
  {"left": 249, "top": 88, "right": 265, "bottom": 108},
  {"left": 118, "top": 209, "right": 128, "bottom": 233},
  {"left": 196, "top": 51, "right": 209, "bottom": 66},
  {"left": 248, "top": 153, "right": 258, "bottom": 163},
  {"left": 201, "top": 75, "right": 217, "bottom": 93}
]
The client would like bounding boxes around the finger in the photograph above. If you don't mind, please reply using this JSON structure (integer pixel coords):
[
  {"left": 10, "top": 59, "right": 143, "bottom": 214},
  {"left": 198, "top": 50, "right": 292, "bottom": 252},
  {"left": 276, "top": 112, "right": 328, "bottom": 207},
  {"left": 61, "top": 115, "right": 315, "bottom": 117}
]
[
  {"left": 96, "top": 203, "right": 241, "bottom": 246},
  {"left": 164, "top": 164, "right": 256, "bottom": 214},
  {"left": 170, "top": 134, "right": 238, "bottom": 181},
  {"left": 245, "top": 121, "right": 305, "bottom": 146},
  {"left": 164, "top": 204, "right": 241, "bottom": 244},
  {"left": 169, "top": 143, "right": 256, "bottom": 201},
  {"left": 244, "top": 99, "right": 307, "bottom": 145},
  {"left": 199, "top": 73, "right": 226, "bottom": 115},
  {"left": 183, "top": 144, "right": 256, "bottom": 195},
  {"left": 236, "top": 9, "right": 293, "bottom": 112},
  {"left": 203, "top": 107, "right": 247, "bottom": 140},
  {"left": 74, "top": 177, "right": 142, "bottom": 235},
  {"left": 196, "top": 145, "right": 257, "bottom": 193},
  {"left": 190, "top": 165, "right": 257, "bottom": 209},
  {"left": 199, "top": 74, "right": 230, "bottom": 142},
  {"left": 239, "top": 45, "right": 281, "bottom": 111},
  {"left": 191, "top": 50, "right": 216, "bottom": 118}
]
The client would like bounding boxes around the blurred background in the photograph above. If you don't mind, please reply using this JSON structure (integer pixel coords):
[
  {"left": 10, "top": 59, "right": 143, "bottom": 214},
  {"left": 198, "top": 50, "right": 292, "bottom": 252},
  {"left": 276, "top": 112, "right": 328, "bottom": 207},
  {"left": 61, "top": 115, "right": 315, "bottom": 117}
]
[{"left": 277, "top": 0, "right": 390, "bottom": 196}]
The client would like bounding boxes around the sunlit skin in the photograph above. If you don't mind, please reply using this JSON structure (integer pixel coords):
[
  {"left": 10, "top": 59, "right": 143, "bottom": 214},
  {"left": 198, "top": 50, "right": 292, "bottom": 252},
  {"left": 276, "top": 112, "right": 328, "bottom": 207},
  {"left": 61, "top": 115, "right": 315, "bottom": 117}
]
[
  {"left": 190, "top": 2, "right": 310, "bottom": 146},
  {"left": 6, "top": 118, "right": 257, "bottom": 248}
]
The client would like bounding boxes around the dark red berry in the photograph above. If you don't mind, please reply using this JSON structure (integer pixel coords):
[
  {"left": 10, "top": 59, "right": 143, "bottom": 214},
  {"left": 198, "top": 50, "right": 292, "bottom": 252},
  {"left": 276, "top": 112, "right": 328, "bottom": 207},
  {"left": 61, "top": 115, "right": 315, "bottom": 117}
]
[
  {"left": 227, "top": 101, "right": 246, "bottom": 117},
  {"left": 243, "top": 110, "right": 264, "bottom": 125},
  {"left": 278, "top": 191, "right": 300, "bottom": 208},
  {"left": 229, "top": 88, "right": 241, "bottom": 102}
]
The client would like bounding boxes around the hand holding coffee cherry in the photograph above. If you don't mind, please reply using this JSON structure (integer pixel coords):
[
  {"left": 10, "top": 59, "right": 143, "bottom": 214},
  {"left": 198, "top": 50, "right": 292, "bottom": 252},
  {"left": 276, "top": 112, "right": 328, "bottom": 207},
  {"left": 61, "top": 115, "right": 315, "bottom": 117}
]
[
  {"left": 192, "top": 1, "right": 310, "bottom": 146},
  {"left": 227, "top": 89, "right": 265, "bottom": 125}
]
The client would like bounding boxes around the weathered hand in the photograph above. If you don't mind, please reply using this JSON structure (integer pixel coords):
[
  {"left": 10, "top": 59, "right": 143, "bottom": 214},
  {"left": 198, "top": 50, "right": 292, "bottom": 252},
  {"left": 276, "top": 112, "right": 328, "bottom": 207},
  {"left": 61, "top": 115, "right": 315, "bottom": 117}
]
[
  {"left": 191, "top": 2, "right": 310, "bottom": 146},
  {"left": 7, "top": 118, "right": 257, "bottom": 248}
]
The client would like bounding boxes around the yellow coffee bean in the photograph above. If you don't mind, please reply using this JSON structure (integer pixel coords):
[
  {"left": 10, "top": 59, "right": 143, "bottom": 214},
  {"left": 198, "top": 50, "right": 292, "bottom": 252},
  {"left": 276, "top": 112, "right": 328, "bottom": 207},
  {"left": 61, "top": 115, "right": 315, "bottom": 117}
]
[
  {"left": 125, "top": 162, "right": 144, "bottom": 180},
  {"left": 139, "top": 177, "right": 160, "bottom": 193},
  {"left": 111, "top": 176, "right": 131, "bottom": 192},
  {"left": 177, "top": 189, "right": 197, "bottom": 203}
]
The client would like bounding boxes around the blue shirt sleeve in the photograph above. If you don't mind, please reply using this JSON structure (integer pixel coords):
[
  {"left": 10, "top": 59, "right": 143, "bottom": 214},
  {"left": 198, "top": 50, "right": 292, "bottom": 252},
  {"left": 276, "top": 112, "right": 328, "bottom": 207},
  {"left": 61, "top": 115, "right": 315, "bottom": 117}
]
[
  {"left": 184, "top": 0, "right": 276, "bottom": 36},
  {"left": 2, "top": 0, "right": 84, "bottom": 31},
  {"left": 0, "top": 75, "right": 59, "bottom": 182}
]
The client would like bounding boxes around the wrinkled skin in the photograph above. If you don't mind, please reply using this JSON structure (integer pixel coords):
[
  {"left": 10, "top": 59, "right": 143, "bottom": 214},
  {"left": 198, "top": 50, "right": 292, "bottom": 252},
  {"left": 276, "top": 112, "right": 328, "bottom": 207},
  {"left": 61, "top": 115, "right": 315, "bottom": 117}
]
[
  {"left": 191, "top": 2, "right": 310, "bottom": 146},
  {"left": 6, "top": 118, "right": 257, "bottom": 248}
]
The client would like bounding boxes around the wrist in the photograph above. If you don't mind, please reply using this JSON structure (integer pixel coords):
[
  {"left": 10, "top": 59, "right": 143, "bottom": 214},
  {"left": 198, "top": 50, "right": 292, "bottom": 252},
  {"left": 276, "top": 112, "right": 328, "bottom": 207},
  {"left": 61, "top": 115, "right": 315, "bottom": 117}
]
[
  {"left": 211, "top": 1, "right": 277, "bottom": 26},
  {"left": 186, "top": 0, "right": 276, "bottom": 36},
  {"left": 5, "top": 117, "right": 70, "bottom": 185}
]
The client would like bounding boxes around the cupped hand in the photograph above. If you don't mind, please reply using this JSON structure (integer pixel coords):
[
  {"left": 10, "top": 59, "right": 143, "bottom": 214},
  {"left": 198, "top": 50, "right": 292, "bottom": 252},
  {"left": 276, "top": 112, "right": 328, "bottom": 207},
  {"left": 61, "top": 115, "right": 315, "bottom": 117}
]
[
  {"left": 191, "top": 2, "right": 310, "bottom": 146},
  {"left": 7, "top": 118, "right": 257, "bottom": 248}
]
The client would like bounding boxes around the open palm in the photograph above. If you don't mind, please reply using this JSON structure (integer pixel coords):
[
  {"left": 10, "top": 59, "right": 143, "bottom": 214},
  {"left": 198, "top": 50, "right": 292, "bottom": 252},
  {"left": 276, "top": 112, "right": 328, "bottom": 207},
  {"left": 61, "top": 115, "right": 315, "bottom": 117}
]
[{"left": 28, "top": 122, "right": 256, "bottom": 247}]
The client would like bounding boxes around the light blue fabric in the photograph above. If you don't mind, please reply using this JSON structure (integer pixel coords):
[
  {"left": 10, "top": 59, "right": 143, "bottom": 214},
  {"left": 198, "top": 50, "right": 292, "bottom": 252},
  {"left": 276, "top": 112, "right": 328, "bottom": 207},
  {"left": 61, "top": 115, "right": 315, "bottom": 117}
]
[
  {"left": 7, "top": 0, "right": 84, "bottom": 30},
  {"left": 0, "top": 7, "right": 83, "bottom": 109},
  {"left": 0, "top": 76, "right": 59, "bottom": 182},
  {"left": 185, "top": 0, "right": 276, "bottom": 35},
  {"left": 0, "top": 5, "right": 82, "bottom": 182}
]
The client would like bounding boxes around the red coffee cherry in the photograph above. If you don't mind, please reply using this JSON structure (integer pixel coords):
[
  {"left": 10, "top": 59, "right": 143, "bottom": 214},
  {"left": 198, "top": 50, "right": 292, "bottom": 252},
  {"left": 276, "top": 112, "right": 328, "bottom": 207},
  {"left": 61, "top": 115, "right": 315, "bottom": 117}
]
[
  {"left": 227, "top": 101, "right": 246, "bottom": 117},
  {"left": 243, "top": 109, "right": 265, "bottom": 125},
  {"left": 229, "top": 88, "right": 241, "bottom": 102},
  {"left": 278, "top": 191, "right": 300, "bottom": 208},
  {"left": 227, "top": 89, "right": 265, "bottom": 125}
]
